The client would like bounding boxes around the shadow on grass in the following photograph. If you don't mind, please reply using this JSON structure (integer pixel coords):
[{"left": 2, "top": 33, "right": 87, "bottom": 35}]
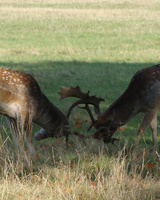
[
  {"left": 0, "top": 60, "right": 157, "bottom": 88},
  {"left": 0, "top": 60, "right": 156, "bottom": 72},
  {"left": 0, "top": 60, "right": 157, "bottom": 99}
]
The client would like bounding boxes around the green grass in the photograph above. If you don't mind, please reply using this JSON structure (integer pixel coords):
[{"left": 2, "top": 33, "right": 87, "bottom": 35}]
[{"left": 0, "top": 0, "right": 160, "bottom": 199}]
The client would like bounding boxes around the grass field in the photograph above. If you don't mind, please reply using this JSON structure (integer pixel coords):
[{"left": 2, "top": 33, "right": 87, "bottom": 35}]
[{"left": 0, "top": 0, "right": 160, "bottom": 199}]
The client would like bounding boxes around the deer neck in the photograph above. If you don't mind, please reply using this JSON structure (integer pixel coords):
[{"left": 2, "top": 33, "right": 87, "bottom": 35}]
[
  {"left": 33, "top": 93, "right": 68, "bottom": 134},
  {"left": 101, "top": 90, "right": 139, "bottom": 125}
]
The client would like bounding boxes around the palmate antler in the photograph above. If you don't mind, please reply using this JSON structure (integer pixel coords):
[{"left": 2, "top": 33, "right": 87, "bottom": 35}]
[
  {"left": 59, "top": 85, "right": 104, "bottom": 126},
  {"left": 59, "top": 85, "right": 119, "bottom": 144}
]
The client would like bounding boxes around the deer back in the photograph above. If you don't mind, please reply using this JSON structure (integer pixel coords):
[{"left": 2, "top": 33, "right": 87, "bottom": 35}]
[
  {"left": 0, "top": 67, "right": 69, "bottom": 137},
  {"left": 97, "top": 65, "right": 160, "bottom": 130}
]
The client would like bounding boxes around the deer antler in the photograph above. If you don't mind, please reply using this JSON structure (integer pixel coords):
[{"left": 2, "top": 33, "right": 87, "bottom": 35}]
[
  {"left": 59, "top": 85, "right": 104, "bottom": 124},
  {"left": 59, "top": 85, "right": 119, "bottom": 145},
  {"left": 59, "top": 85, "right": 89, "bottom": 99}
]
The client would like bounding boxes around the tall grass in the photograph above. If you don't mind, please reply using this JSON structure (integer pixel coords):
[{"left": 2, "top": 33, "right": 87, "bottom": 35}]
[
  {"left": 0, "top": 129, "right": 160, "bottom": 199},
  {"left": 0, "top": 0, "right": 160, "bottom": 199}
]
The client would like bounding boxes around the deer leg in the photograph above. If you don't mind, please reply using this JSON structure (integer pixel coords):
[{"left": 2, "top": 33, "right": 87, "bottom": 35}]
[
  {"left": 132, "top": 109, "right": 158, "bottom": 157},
  {"left": 24, "top": 134, "right": 37, "bottom": 158},
  {"left": 150, "top": 114, "right": 158, "bottom": 153},
  {"left": 23, "top": 115, "right": 37, "bottom": 158},
  {"left": 7, "top": 115, "right": 37, "bottom": 158},
  {"left": 6, "top": 117, "right": 19, "bottom": 150}
]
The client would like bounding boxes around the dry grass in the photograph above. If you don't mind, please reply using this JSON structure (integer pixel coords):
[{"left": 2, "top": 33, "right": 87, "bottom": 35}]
[
  {"left": 0, "top": 146, "right": 160, "bottom": 199},
  {"left": 0, "top": 4, "right": 159, "bottom": 21},
  {"left": 0, "top": 134, "right": 160, "bottom": 200},
  {"left": 1, "top": 0, "right": 160, "bottom": 4},
  {"left": 0, "top": 121, "right": 160, "bottom": 199},
  {"left": 1, "top": 0, "right": 160, "bottom": 63}
]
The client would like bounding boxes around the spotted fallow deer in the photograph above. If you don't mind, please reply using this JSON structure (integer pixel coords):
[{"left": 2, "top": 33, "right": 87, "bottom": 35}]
[
  {"left": 0, "top": 67, "right": 70, "bottom": 158},
  {"left": 60, "top": 64, "right": 160, "bottom": 155}
]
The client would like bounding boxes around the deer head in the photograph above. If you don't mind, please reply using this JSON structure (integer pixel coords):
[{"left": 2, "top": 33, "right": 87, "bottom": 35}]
[{"left": 59, "top": 85, "right": 119, "bottom": 144}]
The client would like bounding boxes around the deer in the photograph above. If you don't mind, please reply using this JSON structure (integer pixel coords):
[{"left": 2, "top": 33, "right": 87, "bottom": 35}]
[
  {"left": 0, "top": 67, "right": 73, "bottom": 158},
  {"left": 59, "top": 64, "right": 160, "bottom": 157}
]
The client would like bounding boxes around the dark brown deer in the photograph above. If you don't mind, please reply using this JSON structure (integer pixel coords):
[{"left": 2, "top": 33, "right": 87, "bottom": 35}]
[
  {"left": 59, "top": 64, "right": 160, "bottom": 155},
  {"left": 0, "top": 67, "right": 70, "bottom": 158}
]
